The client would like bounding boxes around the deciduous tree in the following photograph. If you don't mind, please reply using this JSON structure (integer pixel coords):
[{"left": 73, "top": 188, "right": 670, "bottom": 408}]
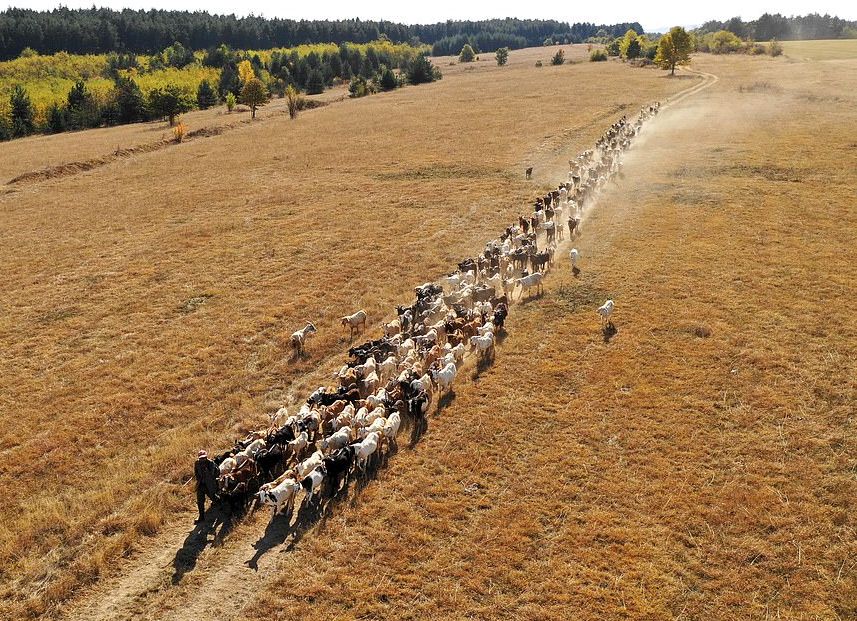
[{"left": 655, "top": 27, "right": 692, "bottom": 75}]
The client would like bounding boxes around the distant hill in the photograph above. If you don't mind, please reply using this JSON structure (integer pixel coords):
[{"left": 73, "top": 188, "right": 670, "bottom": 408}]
[{"left": 0, "top": 8, "right": 643, "bottom": 61}]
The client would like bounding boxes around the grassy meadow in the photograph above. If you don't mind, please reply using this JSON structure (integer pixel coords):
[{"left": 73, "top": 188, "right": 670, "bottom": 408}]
[{"left": 0, "top": 43, "right": 853, "bottom": 621}]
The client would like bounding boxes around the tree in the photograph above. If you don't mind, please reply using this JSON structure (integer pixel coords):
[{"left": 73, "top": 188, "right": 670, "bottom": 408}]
[
  {"left": 225, "top": 92, "right": 236, "bottom": 112},
  {"left": 406, "top": 55, "right": 441, "bottom": 84},
  {"left": 196, "top": 80, "right": 217, "bottom": 109},
  {"left": 47, "top": 102, "right": 66, "bottom": 133},
  {"left": 459, "top": 43, "right": 476, "bottom": 62},
  {"left": 218, "top": 62, "right": 240, "bottom": 98},
  {"left": 240, "top": 77, "right": 269, "bottom": 119},
  {"left": 148, "top": 84, "right": 193, "bottom": 126},
  {"left": 655, "top": 27, "right": 692, "bottom": 75},
  {"left": 551, "top": 49, "right": 565, "bottom": 65},
  {"left": 378, "top": 65, "right": 398, "bottom": 90},
  {"left": 495, "top": 47, "right": 509, "bottom": 66},
  {"left": 114, "top": 76, "right": 146, "bottom": 124},
  {"left": 10, "top": 85, "right": 35, "bottom": 137},
  {"left": 620, "top": 29, "right": 641, "bottom": 59},
  {"left": 66, "top": 80, "right": 100, "bottom": 129},
  {"left": 306, "top": 69, "right": 325, "bottom": 95},
  {"left": 768, "top": 38, "right": 783, "bottom": 56},
  {"left": 237, "top": 59, "right": 255, "bottom": 85}
]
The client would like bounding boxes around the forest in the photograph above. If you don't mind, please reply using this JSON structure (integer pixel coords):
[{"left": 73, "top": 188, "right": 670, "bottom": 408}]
[{"left": 0, "top": 8, "right": 641, "bottom": 60}]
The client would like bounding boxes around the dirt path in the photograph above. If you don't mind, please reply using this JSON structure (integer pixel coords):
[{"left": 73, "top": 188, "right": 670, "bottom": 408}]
[{"left": 59, "top": 67, "right": 719, "bottom": 621}]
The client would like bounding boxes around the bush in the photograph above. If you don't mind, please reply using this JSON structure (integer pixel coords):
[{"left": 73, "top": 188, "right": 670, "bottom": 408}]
[
  {"left": 590, "top": 49, "right": 608, "bottom": 62},
  {"left": 535, "top": 60, "right": 543, "bottom": 67},
  {"left": 495, "top": 47, "right": 509, "bottom": 66},
  {"left": 349, "top": 75, "right": 369, "bottom": 98},
  {"left": 768, "top": 38, "right": 783, "bottom": 56},
  {"left": 378, "top": 65, "right": 398, "bottom": 90},
  {"left": 225, "top": 92, "right": 236, "bottom": 112},
  {"left": 172, "top": 121, "right": 187, "bottom": 143},
  {"left": 551, "top": 49, "right": 565, "bottom": 65},
  {"left": 285, "top": 85, "right": 303, "bottom": 119},
  {"left": 459, "top": 44, "right": 476, "bottom": 63},
  {"left": 606, "top": 39, "right": 621, "bottom": 56}
]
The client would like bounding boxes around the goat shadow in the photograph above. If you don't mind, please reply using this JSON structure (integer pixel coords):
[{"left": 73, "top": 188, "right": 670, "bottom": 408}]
[
  {"left": 602, "top": 322, "right": 618, "bottom": 343},
  {"left": 472, "top": 352, "right": 495, "bottom": 379},
  {"left": 171, "top": 504, "right": 230, "bottom": 584},
  {"left": 572, "top": 266, "right": 581, "bottom": 278},
  {"left": 516, "top": 291, "right": 545, "bottom": 306},
  {"left": 435, "top": 390, "right": 456, "bottom": 416}
]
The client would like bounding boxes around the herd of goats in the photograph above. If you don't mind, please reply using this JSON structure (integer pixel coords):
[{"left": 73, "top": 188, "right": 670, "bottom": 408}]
[{"left": 202, "top": 102, "right": 661, "bottom": 524}]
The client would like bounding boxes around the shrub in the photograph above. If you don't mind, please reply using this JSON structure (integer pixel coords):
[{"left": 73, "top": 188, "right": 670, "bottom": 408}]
[
  {"left": 590, "top": 49, "right": 608, "bottom": 62},
  {"left": 459, "top": 44, "right": 476, "bottom": 63},
  {"left": 225, "top": 92, "right": 236, "bottom": 112},
  {"left": 378, "top": 65, "right": 398, "bottom": 90},
  {"left": 768, "top": 39, "right": 783, "bottom": 56},
  {"left": 535, "top": 60, "right": 543, "bottom": 67},
  {"left": 495, "top": 47, "right": 509, "bottom": 66},
  {"left": 551, "top": 49, "right": 565, "bottom": 65},
  {"left": 285, "top": 85, "right": 303, "bottom": 119},
  {"left": 172, "top": 121, "right": 187, "bottom": 142},
  {"left": 606, "top": 39, "right": 621, "bottom": 56},
  {"left": 349, "top": 75, "right": 369, "bottom": 98},
  {"left": 709, "top": 30, "right": 743, "bottom": 54}
]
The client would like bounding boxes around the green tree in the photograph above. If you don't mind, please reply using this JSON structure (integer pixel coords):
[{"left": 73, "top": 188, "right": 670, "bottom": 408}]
[
  {"left": 225, "top": 92, "right": 236, "bottom": 112},
  {"left": 459, "top": 43, "right": 476, "bottom": 62},
  {"left": 620, "top": 29, "right": 641, "bottom": 59},
  {"left": 148, "top": 84, "right": 193, "bottom": 126},
  {"left": 306, "top": 69, "right": 325, "bottom": 95},
  {"left": 196, "top": 80, "right": 218, "bottom": 109},
  {"left": 606, "top": 39, "right": 621, "bottom": 56},
  {"left": 495, "top": 47, "right": 509, "bottom": 66},
  {"left": 218, "top": 62, "right": 240, "bottom": 98},
  {"left": 406, "top": 55, "right": 441, "bottom": 84},
  {"left": 378, "top": 65, "right": 398, "bottom": 90},
  {"left": 655, "top": 27, "right": 693, "bottom": 75},
  {"left": 114, "top": 76, "right": 146, "bottom": 124},
  {"left": 66, "top": 80, "right": 100, "bottom": 129},
  {"left": 10, "top": 85, "right": 35, "bottom": 137},
  {"left": 551, "top": 49, "right": 565, "bottom": 65},
  {"left": 47, "top": 102, "right": 66, "bottom": 133},
  {"left": 240, "top": 77, "right": 269, "bottom": 119}
]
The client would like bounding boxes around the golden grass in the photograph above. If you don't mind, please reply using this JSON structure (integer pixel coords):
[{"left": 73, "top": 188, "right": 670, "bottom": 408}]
[
  {"left": 0, "top": 46, "right": 689, "bottom": 619},
  {"left": 781, "top": 38, "right": 857, "bottom": 61},
  {"left": 242, "top": 51, "right": 856, "bottom": 620}
]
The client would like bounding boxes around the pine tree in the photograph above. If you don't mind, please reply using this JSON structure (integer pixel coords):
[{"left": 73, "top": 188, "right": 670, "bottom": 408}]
[
  {"left": 10, "top": 85, "right": 35, "bottom": 137},
  {"left": 306, "top": 69, "right": 325, "bottom": 95},
  {"left": 196, "top": 80, "right": 218, "bottom": 109}
]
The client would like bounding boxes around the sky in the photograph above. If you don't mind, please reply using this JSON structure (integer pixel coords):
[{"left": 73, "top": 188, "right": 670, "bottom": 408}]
[{"left": 7, "top": 1, "right": 857, "bottom": 32}]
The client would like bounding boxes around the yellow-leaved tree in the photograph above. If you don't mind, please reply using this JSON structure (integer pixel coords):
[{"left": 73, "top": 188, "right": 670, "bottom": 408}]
[
  {"left": 655, "top": 26, "right": 693, "bottom": 75},
  {"left": 237, "top": 59, "right": 255, "bottom": 85}
]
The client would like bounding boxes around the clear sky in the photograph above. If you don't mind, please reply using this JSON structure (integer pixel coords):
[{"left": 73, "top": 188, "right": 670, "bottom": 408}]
[{"left": 7, "top": 1, "right": 857, "bottom": 32}]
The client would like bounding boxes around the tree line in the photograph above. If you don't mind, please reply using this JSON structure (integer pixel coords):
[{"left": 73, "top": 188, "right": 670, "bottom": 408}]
[
  {"left": 697, "top": 13, "right": 857, "bottom": 41},
  {"left": 0, "top": 40, "right": 437, "bottom": 141},
  {"left": 0, "top": 8, "right": 647, "bottom": 60}
]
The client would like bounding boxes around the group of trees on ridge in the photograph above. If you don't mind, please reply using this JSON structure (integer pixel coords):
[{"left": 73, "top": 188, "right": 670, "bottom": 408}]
[
  {"left": 696, "top": 13, "right": 857, "bottom": 41},
  {"left": 0, "top": 39, "right": 438, "bottom": 141},
  {"left": 0, "top": 9, "right": 647, "bottom": 60}
]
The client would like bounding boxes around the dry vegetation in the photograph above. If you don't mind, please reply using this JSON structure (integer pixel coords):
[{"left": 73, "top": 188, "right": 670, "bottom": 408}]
[{"left": 1, "top": 42, "right": 854, "bottom": 620}]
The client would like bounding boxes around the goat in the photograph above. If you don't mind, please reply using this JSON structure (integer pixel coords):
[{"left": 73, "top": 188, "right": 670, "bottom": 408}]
[
  {"left": 291, "top": 322, "right": 317, "bottom": 355},
  {"left": 341, "top": 309, "right": 367, "bottom": 339},
  {"left": 514, "top": 272, "right": 544, "bottom": 299},
  {"left": 596, "top": 299, "right": 615, "bottom": 327}
]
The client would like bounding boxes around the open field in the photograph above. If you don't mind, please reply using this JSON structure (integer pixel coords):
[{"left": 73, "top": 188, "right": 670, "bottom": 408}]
[
  {"left": 1, "top": 44, "right": 855, "bottom": 620},
  {"left": 782, "top": 38, "right": 857, "bottom": 61},
  {"left": 0, "top": 45, "right": 687, "bottom": 619}
]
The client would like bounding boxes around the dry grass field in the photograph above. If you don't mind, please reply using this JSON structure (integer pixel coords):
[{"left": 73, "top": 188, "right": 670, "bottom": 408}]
[{"left": 1, "top": 42, "right": 854, "bottom": 620}]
